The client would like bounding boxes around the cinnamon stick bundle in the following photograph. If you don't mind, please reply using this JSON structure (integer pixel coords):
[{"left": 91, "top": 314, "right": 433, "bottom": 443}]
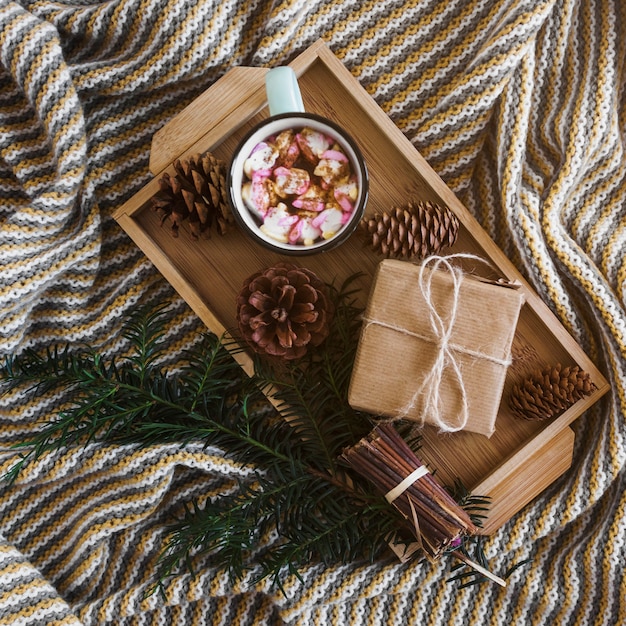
[{"left": 341, "top": 422, "right": 478, "bottom": 561}]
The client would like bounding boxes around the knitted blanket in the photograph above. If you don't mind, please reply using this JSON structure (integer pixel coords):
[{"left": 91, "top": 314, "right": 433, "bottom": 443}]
[{"left": 1, "top": 1, "right": 625, "bottom": 624}]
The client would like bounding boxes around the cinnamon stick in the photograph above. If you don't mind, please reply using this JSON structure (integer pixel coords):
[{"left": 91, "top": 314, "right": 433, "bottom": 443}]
[{"left": 341, "top": 423, "right": 477, "bottom": 559}]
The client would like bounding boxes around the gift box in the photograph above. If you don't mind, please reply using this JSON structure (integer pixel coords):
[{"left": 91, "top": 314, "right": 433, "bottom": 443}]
[{"left": 348, "top": 258, "right": 525, "bottom": 437}]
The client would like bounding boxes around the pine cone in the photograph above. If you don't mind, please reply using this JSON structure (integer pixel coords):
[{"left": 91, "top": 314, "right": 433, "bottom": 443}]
[
  {"left": 509, "top": 364, "right": 597, "bottom": 421},
  {"left": 150, "top": 152, "right": 232, "bottom": 239},
  {"left": 361, "top": 200, "right": 459, "bottom": 259},
  {"left": 236, "top": 263, "right": 333, "bottom": 360}
]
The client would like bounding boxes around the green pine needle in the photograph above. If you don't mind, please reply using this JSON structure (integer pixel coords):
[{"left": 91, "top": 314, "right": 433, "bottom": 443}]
[{"left": 0, "top": 277, "right": 522, "bottom": 594}]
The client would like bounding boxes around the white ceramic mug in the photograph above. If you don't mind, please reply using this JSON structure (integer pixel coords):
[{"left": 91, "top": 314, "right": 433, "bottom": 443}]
[{"left": 228, "top": 67, "right": 369, "bottom": 255}]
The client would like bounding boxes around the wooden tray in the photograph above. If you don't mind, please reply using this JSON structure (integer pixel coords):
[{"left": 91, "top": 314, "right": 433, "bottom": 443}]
[{"left": 114, "top": 40, "right": 609, "bottom": 534}]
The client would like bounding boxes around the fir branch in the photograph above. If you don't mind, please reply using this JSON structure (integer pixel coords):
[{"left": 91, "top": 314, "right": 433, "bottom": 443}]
[
  {"left": 445, "top": 480, "right": 530, "bottom": 587},
  {"left": 450, "top": 478, "right": 491, "bottom": 526},
  {"left": 0, "top": 307, "right": 280, "bottom": 479},
  {"left": 1, "top": 282, "right": 518, "bottom": 594},
  {"left": 120, "top": 302, "right": 171, "bottom": 383},
  {"left": 0, "top": 293, "right": 390, "bottom": 589},
  {"left": 157, "top": 465, "right": 401, "bottom": 595}
]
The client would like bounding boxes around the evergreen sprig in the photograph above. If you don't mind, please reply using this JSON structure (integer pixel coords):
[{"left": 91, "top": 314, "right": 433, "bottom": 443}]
[
  {"left": 155, "top": 276, "right": 406, "bottom": 590},
  {"left": 0, "top": 278, "right": 523, "bottom": 593},
  {"left": 0, "top": 281, "right": 404, "bottom": 591},
  {"left": 446, "top": 479, "right": 530, "bottom": 588},
  {"left": 0, "top": 304, "right": 257, "bottom": 481}
]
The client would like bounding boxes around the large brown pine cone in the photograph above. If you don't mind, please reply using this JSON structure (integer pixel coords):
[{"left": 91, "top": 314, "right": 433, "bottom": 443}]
[
  {"left": 509, "top": 364, "right": 596, "bottom": 420},
  {"left": 361, "top": 200, "right": 459, "bottom": 259},
  {"left": 150, "top": 152, "right": 232, "bottom": 239},
  {"left": 236, "top": 263, "right": 333, "bottom": 360}
]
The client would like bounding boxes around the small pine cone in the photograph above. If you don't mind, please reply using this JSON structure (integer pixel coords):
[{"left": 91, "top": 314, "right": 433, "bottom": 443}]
[
  {"left": 150, "top": 152, "right": 232, "bottom": 239},
  {"left": 361, "top": 200, "right": 459, "bottom": 259},
  {"left": 509, "top": 364, "right": 597, "bottom": 421},
  {"left": 236, "top": 263, "right": 333, "bottom": 360}
]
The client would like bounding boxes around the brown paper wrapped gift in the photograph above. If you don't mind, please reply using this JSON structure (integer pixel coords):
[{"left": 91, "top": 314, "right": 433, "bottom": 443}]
[{"left": 348, "top": 258, "right": 525, "bottom": 437}]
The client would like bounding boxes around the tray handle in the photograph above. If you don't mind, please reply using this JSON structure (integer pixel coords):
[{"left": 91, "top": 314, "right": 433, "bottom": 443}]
[{"left": 149, "top": 66, "right": 269, "bottom": 175}]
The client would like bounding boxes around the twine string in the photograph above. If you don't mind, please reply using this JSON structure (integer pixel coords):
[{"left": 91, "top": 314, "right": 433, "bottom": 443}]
[
  {"left": 385, "top": 465, "right": 430, "bottom": 503},
  {"left": 385, "top": 465, "right": 430, "bottom": 555}
]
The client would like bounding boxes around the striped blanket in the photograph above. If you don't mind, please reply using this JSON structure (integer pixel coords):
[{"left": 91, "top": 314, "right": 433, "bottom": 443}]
[{"left": 1, "top": 1, "right": 624, "bottom": 624}]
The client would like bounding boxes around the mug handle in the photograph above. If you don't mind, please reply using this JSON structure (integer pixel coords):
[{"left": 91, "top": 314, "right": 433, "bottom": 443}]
[{"left": 265, "top": 67, "right": 305, "bottom": 116}]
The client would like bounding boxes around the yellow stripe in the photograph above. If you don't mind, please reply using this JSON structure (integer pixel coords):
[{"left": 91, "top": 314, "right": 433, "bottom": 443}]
[
  {"left": 232, "top": 594, "right": 251, "bottom": 624},
  {"left": 530, "top": 2, "right": 577, "bottom": 167},
  {"left": 386, "top": 561, "right": 419, "bottom": 623},
  {"left": 101, "top": 536, "right": 135, "bottom": 606},
  {"left": 508, "top": 519, "right": 551, "bottom": 621},
  {"left": 2, "top": 152, "right": 54, "bottom": 175},
  {"left": 509, "top": 408, "right": 596, "bottom": 622},
  {"left": 0, "top": 578, "right": 54, "bottom": 604},
  {"left": 47, "top": 107, "right": 85, "bottom": 161},
  {"left": 546, "top": 524, "right": 581, "bottom": 623},
  {"left": 500, "top": 50, "right": 534, "bottom": 185},
  {"left": 407, "top": 40, "right": 527, "bottom": 136},
  {"left": 59, "top": 2, "right": 97, "bottom": 43},
  {"left": 614, "top": 232, "right": 626, "bottom": 304},
  {"left": 0, "top": 123, "right": 48, "bottom": 151},
  {"left": 149, "top": 2, "right": 270, "bottom": 91},
  {"left": 582, "top": 489, "right": 611, "bottom": 621},
  {"left": 442, "top": 171, "right": 470, "bottom": 194},
  {"left": 594, "top": 195, "right": 626, "bottom": 276},
  {"left": 543, "top": 0, "right": 577, "bottom": 154},
  {"left": 7, "top": 13, "right": 39, "bottom": 80},
  {"left": 74, "top": 0, "right": 234, "bottom": 95},
  {"left": 525, "top": 125, "right": 558, "bottom": 189},
  {"left": 107, "top": 0, "right": 141, "bottom": 50},
  {"left": 600, "top": 355, "right": 625, "bottom": 481},
  {"left": 0, "top": 99, "right": 27, "bottom": 118},
  {"left": 427, "top": 562, "right": 452, "bottom": 624},
  {"left": 41, "top": 456, "right": 212, "bottom": 578},
  {"left": 581, "top": 2, "right": 611, "bottom": 160},
  {"left": 367, "top": 2, "right": 489, "bottom": 102},
  {"left": 28, "top": 38, "right": 59, "bottom": 105},
  {"left": 0, "top": 226, "right": 100, "bottom": 279},
  {"left": 10, "top": 161, "right": 84, "bottom": 195},
  {"left": 540, "top": 4, "right": 620, "bottom": 336},
  {"left": 418, "top": 92, "right": 497, "bottom": 156},
  {"left": 171, "top": 604, "right": 182, "bottom": 622},
  {"left": 96, "top": 591, "right": 117, "bottom": 624},
  {"left": 571, "top": 159, "right": 623, "bottom": 246},
  {"left": 379, "top": 3, "right": 544, "bottom": 120},
  {"left": 542, "top": 224, "right": 626, "bottom": 361},
  {"left": 280, "top": 564, "right": 337, "bottom": 618},
  {"left": 125, "top": 0, "right": 211, "bottom": 91},
  {"left": 0, "top": 544, "right": 20, "bottom": 557},
  {"left": 256, "top": 2, "right": 340, "bottom": 64},
  {"left": 0, "top": 276, "right": 161, "bottom": 354},
  {"left": 11, "top": 449, "right": 243, "bottom": 573},
  {"left": 615, "top": 507, "right": 626, "bottom": 626},
  {"left": 48, "top": 617, "right": 81, "bottom": 626},
  {"left": 0, "top": 560, "right": 32, "bottom": 578},
  {"left": 57, "top": 543, "right": 106, "bottom": 596},
  {"left": 0, "top": 598, "right": 77, "bottom": 626},
  {"left": 355, "top": 565, "right": 387, "bottom": 601},
  {"left": 88, "top": 110, "right": 168, "bottom": 148},
  {"left": 192, "top": 597, "right": 205, "bottom": 623},
  {"left": 86, "top": 147, "right": 151, "bottom": 192},
  {"left": 335, "top": 0, "right": 424, "bottom": 67},
  {"left": 519, "top": 187, "right": 541, "bottom": 226}
]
